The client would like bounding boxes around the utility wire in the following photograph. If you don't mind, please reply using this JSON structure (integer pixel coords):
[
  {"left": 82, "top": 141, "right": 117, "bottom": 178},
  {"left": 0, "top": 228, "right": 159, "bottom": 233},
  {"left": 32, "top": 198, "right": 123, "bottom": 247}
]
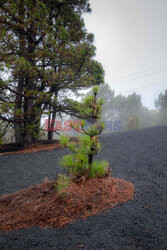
[
  {"left": 120, "top": 80, "right": 167, "bottom": 94},
  {"left": 110, "top": 65, "right": 167, "bottom": 84},
  {"left": 111, "top": 64, "right": 167, "bottom": 81}
]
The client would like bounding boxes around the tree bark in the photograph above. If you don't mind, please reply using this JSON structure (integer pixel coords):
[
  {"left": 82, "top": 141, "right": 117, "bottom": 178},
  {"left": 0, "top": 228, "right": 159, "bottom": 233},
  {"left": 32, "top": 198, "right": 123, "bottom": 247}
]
[
  {"left": 14, "top": 123, "right": 24, "bottom": 146},
  {"left": 14, "top": 67, "right": 24, "bottom": 146},
  {"left": 48, "top": 92, "right": 58, "bottom": 140},
  {"left": 48, "top": 108, "right": 57, "bottom": 140},
  {"left": 14, "top": 3, "right": 25, "bottom": 146},
  {"left": 23, "top": 20, "right": 37, "bottom": 146}
]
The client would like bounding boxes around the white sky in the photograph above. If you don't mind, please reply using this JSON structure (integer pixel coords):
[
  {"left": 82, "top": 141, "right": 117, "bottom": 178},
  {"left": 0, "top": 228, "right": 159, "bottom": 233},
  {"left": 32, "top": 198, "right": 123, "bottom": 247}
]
[{"left": 83, "top": 0, "right": 167, "bottom": 109}]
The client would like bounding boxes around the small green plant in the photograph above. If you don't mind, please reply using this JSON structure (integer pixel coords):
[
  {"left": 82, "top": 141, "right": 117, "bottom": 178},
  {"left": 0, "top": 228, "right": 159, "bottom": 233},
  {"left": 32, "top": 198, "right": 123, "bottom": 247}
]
[
  {"left": 54, "top": 174, "right": 70, "bottom": 197},
  {"left": 88, "top": 160, "right": 109, "bottom": 178},
  {"left": 58, "top": 86, "right": 109, "bottom": 185}
]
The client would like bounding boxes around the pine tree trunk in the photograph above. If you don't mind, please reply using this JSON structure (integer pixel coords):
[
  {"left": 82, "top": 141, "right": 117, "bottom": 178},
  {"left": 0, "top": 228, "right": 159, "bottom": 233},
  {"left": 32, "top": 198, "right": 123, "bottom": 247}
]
[
  {"left": 88, "top": 153, "right": 93, "bottom": 169},
  {"left": 14, "top": 3, "right": 25, "bottom": 146},
  {"left": 48, "top": 110, "right": 56, "bottom": 140},
  {"left": 23, "top": 98, "right": 36, "bottom": 146},
  {"left": 14, "top": 77, "right": 24, "bottom": 146},
  {"left": 14, "top": 123, "right": 24, "bottom": 146},
  {"left": 47, "top": 93, "right": 58, "bottom": 140},
  {"left": 23, "top": 22, "right": 37, "bottom": 146}
]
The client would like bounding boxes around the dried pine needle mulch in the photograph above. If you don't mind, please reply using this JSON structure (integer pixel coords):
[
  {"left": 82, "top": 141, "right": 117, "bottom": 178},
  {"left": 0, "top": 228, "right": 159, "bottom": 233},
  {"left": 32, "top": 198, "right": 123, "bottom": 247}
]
[
  {"left": 0, "top": 142, "right": 63, "bottom": 156},
  {"left": 0, "top": 137, "right": 79, "bottom": 156},
  {"left": 0, "top": 177, "right": 135, "bottom": 231}
]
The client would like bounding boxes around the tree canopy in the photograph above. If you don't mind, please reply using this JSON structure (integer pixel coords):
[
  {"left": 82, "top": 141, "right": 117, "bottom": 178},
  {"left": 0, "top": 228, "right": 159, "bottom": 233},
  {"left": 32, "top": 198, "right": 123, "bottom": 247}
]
[{"left": 0, "top": 0, "right": 104, "bottom": 145}]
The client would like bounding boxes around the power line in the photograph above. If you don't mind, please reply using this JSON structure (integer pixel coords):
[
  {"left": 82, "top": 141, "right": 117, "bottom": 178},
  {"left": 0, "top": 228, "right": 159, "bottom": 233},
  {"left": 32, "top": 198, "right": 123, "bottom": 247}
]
[
  {"left": 110, "top": 64, "right": 167, "bottom": 82},
  {"left": 110, "top": 65, "right": 167, "bottom": 84},
  {"left": 120, "top": 80, "right": 167, "bottom": 94},
  {"left": 111, "top": 68, "right": 167, "bottom": 85}
]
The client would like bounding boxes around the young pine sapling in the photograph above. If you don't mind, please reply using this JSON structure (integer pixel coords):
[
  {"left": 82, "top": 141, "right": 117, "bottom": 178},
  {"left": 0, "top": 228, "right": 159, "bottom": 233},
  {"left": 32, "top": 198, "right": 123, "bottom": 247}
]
[{"left": 55, "top": 86, "right": 110, "bottom": 193}]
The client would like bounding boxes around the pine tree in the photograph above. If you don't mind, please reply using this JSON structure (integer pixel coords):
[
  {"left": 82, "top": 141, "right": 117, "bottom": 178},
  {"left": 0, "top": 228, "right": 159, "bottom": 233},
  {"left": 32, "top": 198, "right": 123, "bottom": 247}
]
[
  {"left": 0, "top": 0, "right": 104, "bottom": 146},
  {"left": 58, "top": 86, "right": 109, "bottom": 185}
]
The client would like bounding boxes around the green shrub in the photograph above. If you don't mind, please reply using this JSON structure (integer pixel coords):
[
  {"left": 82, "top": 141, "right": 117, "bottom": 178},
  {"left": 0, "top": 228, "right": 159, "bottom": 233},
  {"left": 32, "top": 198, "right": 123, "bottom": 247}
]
[
  {"left": 88, "top": 160, "right": 109, "bottom": 178},
  {"left": 54, "top": 174, "right": 70, "bottom": 197}
]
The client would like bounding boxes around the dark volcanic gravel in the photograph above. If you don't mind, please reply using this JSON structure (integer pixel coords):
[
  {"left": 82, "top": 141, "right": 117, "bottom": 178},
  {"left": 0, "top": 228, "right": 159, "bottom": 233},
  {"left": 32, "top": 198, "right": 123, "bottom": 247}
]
[{"left": 0, "top": 126, "right": 167, "bottom": 250}]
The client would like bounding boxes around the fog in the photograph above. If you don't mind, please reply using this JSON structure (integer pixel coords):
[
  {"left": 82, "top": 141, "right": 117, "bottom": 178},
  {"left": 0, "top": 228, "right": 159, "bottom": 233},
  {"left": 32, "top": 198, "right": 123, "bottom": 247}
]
[
  {"left": 48, "top": 83, "right": 167, "bottom": 140},
  {"left": 97, "top": 84, "right": 167, "bottom": 132},
  {"left": 83, "top": 0, "right": 167, "bottom": 110},
  {"left": 1, "top": 0, "right": 167, "bottom": 144}
]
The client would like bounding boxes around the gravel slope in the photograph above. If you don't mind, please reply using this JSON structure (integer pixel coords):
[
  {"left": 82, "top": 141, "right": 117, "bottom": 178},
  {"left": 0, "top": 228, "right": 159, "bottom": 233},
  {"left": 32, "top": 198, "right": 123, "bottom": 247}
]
[{"left": 0, "top": 126, "right": 167, "bottom": 250}]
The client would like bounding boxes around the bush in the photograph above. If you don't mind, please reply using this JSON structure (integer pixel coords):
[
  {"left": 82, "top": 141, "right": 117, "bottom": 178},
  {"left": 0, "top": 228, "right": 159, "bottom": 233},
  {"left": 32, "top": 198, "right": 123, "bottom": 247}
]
[
  {"left": 54, "top": 174, "right": 70, "bottom": 197},
  {"left": 88, "top": 160, "right": 109, "bottom": 178}
]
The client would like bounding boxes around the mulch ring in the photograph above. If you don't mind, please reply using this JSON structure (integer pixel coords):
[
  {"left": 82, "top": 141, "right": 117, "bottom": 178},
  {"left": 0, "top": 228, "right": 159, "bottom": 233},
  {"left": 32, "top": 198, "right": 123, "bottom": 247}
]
[
  {"left": 0, "top": 137, "right": 79, "bottom": 156},
  {"left": 0, "top": 177, "right": 135, "bottom": 231}
]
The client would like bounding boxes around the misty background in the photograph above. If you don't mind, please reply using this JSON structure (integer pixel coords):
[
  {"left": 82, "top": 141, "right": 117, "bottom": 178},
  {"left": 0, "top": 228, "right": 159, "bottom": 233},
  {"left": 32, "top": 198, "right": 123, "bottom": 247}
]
[
  {"left": 65, "top": 0, "right": 167, "bottom": 137},
  {"left": 1, "top": 0, "right": 167, "bottom": 142},
  {"left": 83, "top": 0, "right": 167, "bottom": 109}
]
